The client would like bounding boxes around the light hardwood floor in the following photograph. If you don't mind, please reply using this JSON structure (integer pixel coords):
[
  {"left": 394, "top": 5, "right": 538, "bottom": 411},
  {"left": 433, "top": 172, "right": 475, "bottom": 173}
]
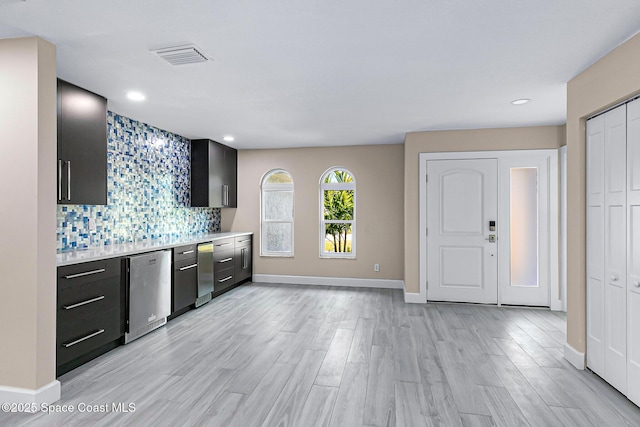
[{"left": 2, "top": 283, "right": 640, "bottom": 426}]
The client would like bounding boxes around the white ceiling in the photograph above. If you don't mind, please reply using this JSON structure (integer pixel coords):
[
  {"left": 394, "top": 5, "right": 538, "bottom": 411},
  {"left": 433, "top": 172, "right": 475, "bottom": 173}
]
[{"left": 1, "top": 0, "right": 640, "bottom": 149}]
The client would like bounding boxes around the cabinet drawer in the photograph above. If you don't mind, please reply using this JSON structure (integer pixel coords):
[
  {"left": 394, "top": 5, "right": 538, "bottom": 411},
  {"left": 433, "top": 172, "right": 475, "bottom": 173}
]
[
  {"left": 213, "top": 238, "right": 234, "bottom": 251},
  {"left": 214, "top": 250, "right": 235, "bottom": 274},
  {"left": 58, "top": 276, "right": 120, "bottom": 325},
  {"left": 58, "top": 258, "right": 121, "bottom": 289},
  {"left": 57, "top": 308, "right": 121, "bottom": 366},
  {"left": 215, "top": 267, "right": 235, "bottom": 291},
  {"left": 173, "top": 244, "right": 197, "bottom": 262},
  {"left": 235, "top": 235, "right": 252, "bottom": 247}
]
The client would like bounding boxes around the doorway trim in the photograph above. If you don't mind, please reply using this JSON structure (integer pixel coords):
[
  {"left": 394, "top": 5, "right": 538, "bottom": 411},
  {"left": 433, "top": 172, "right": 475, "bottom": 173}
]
[{"left": 419, "top": 149, "right": 560, "bottom": 309}]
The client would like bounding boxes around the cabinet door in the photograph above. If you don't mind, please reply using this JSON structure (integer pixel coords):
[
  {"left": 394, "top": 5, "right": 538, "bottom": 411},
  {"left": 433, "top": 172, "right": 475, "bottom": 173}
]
[
  {"left": 235, "top": 245, "right": 252, "bottom": 283},
  {"left": 191, "top": 139, "right": 237, "bottom": 208},
  {"left": 57, "top": 79, "right": 107, "bottom": 205},
  {"left": 173, "top": 258, "right": 198, "bottom": 312},
  {"left": 223, "top": 145, "right": 237, "bottom": 207}
]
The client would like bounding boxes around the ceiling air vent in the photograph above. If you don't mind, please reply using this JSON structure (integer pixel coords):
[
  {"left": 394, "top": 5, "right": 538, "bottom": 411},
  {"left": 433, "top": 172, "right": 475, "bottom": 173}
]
[{"left": 152, "top": 45, "right": 210, "bottom": 66}]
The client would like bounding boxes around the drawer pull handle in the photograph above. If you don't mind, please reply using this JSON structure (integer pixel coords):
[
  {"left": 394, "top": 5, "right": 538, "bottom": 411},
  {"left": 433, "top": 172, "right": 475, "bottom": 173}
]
[
  {"left": 218, "top": 258, "right": 233, "bottom": 263},
  {"left": 237, "top": 239, "right": 251, "bottom": 243},
  {"left": 181, "top": 250, "right": 194, "bottom": 255},
  {"left": 64, "top": 268, "right": 106, "bottom": 279},
  {"left": 62, "top": 329, "right": 105, "bottom": 348},
  {"left": 216, "top": 243, "right": 232, "bottom": 247},
  {"left": 63, "top": 295, "right": 105, "bottom": 310},
  {"left": 218, "top": 276, "right": 233, "bottom": 283},
  {"left": 179, "top": 263, "right": 198, "bottom": 271}
]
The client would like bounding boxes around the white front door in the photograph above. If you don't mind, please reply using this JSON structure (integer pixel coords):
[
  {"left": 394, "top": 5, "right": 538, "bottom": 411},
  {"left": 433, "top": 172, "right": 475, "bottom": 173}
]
[{"left": 427, "top": 159, "right": 498, "bottom": 304}]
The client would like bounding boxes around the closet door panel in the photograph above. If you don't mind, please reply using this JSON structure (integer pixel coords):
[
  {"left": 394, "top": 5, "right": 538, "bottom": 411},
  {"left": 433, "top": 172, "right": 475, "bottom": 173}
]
[
  {"left": 587, "top": 115, "right": 606, "bottom": 375},
  {"left": 627, "top": 98, "right": 640, "bottom": 405},
  {"left": 604, "top": 105, "right": 627, "bottom": 393}
]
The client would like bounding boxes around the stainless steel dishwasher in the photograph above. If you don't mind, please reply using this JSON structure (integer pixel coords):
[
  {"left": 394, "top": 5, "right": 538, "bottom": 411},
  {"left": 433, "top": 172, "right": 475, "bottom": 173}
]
[
  {"left": 125, "top": 250, "right": 172, "bottom": 344},
  {"left": 195, "top": 242, "right": 214, "bottom": 307}
]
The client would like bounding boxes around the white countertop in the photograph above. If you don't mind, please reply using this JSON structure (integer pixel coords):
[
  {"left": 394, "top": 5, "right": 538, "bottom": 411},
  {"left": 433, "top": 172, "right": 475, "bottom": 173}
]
[{"left": 56, "top": 232, "right": 253, "bottom": 267}]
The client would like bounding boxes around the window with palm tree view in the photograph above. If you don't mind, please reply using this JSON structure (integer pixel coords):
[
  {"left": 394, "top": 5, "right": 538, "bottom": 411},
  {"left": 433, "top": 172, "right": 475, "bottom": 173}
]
[{"left": 320, "top": 168, "right": 355, "bottom": 258}]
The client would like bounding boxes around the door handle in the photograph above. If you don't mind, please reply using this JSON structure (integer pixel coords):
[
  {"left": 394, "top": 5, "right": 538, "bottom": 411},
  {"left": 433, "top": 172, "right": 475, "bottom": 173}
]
[
  {"left": 485, "top": 235, "right": 496, "bottom": 243},
  {"left": 611, "top": 275, "right": 618, "bottom": 282},
  {"left": 66, "top": 160, "right": 71, "bottom": 201},
  {"left": 222, "top": 184, "right": 229, "bottom": 207},
  {"left": 633, "top": 281, "right": 640, "bottom": 288},
  {"left": 58, "top": 160, "right": 63, "bottom": 201}
]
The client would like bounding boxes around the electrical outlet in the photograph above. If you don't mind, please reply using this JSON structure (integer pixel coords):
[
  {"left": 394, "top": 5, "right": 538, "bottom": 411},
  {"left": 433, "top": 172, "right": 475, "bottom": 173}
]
[
  {"left": 88, "top": 218, "right": 96, "bottom": 231},
  {"left": 374, "top": 263, "right": 380, "bottom": 272}
]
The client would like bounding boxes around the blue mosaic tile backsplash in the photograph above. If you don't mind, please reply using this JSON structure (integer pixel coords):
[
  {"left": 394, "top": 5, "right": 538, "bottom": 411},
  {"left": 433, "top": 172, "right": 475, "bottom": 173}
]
[{"left": 56, "top": 112, "right": 220, "bottom": 251}]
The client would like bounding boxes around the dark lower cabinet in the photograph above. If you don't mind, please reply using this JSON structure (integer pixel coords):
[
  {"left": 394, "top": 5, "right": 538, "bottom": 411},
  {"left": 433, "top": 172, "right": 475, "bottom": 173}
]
[
  {"left": 57, "top": 257, "right": 123, "bottom": 376},
  {"left": 172, "top": 245, "right": 198, "bottom": 314},
  {"left": 235, "top": 236, "right": 253, "bottom": 283}
]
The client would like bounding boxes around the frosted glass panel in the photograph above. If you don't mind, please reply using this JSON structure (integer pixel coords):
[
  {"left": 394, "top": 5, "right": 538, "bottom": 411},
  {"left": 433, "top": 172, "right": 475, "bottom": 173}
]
[
  {"left": 264, "top": 223, "right": 292, "bottom": 252},
  {"left": 264, "top": 191, "right": 293, "bottom": 220},
  {"left": 510, "top": 167, "right": 539, "bottom": 287}
]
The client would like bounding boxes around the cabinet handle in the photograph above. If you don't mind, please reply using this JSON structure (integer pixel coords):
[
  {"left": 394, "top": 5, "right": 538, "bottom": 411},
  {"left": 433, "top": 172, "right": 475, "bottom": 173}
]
[
  {"left": 218, "top": 275, "right": 233, "bottom": 283},
  {"left": 216, "top": 243, "right": 232, "bottom": 247},
  {"left": 222, "top": 184, "right": 229, "bottom": 207},
  {"left": 237, "top": 239, "right": 251, "bottom": 243},
  {"left": 181, "top": 250, "right": 194, "bottom": 255},
  {"left": 62, "top": 329, "right": 105, "bottom": 348},
  {"left": 66, "top": 160, "right": 71, "bottom": 201},
  {"left": 63, "top": 295, "right": 105, "bottom": 310},
  {"left": 179, "top": 263, "right": 198, "bottom": 271},
  {"left": 218, "top": 257, "right": 233, "bottom": 263},
  {"left": 58, "top": 160, "right": 63, "bottom": 201},
  {"left": 64, "top": 268, "right": 106, "bottom": 279}
]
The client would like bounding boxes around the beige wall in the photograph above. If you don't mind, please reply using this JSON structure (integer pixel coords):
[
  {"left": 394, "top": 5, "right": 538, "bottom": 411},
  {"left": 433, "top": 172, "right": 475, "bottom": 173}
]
[
  {"left": 222, "top": 144, "right": 404, "bottom": 280},
  {"left": 566, "top": 32, "right": 640, "bottom": 353},
  {"left": 0, "top": 38, "right": 57, "bottom": 390},
  {"left": 403, "top": 125, "right": 564, "bottom": 294}
]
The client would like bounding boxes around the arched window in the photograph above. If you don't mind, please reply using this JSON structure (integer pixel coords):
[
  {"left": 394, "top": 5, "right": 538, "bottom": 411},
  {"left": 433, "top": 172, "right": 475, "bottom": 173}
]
[
  {"left": 261, "top": 169, "right": 294, "bottom": 256},
  {"left": 320, "top": 167, "right": 356, "bottom": 258}
]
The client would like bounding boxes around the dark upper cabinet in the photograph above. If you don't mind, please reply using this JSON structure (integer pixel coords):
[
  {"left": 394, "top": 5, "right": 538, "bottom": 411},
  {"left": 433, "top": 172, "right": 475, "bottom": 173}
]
[
  {"left": 191, "top": 139, "right": 237, "bottom": 208},
  {"left": 57, "top": 79, "right": 108, "bottom": 205}
]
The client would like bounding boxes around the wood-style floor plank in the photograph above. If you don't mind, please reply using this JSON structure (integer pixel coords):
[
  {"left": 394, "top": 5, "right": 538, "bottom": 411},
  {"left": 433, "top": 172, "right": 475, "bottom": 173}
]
[{"left": 2, "top": 283, "right": 639, "bottom": 427}]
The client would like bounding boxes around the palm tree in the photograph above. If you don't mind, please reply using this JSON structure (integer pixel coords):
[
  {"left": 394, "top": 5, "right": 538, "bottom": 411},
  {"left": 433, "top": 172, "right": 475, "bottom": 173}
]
[{"left": 324, "top": 171, "right": 354, "bottom": 252}]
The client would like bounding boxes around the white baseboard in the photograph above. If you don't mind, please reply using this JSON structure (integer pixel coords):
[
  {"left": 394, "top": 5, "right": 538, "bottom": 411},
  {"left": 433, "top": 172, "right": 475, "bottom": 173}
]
[
  {"left": 403, "top": 289, "right": 425, "bottom": 304},
  {"left": 550, "top": 298, "right": 563, "bottom": 311},
  {"left": 564, "top": 342, "right": 585, "bottom": 370},
  {"left": 0, "top": 380, "right": 60, "bottom": 405},
  {"left": 252, "top": 274, "right": 404, "bottom": 290}
]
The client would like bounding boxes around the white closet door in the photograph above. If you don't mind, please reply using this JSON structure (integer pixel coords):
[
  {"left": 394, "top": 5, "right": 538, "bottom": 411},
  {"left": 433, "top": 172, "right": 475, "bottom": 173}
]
[
  {"left": 627, "top": 98, "right": 640, "bottom": 406},
  {"left": 587, "top": 114, "right": 606, "bottom": 376},
  {"left": 603, "top": 105, "right": 627, "bottom": 393}
]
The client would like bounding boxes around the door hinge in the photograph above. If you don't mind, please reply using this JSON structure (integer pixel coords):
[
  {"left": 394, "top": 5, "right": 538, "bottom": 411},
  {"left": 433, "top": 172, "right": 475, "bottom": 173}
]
[
  {"left": 426, "top": 174, "right": 428, "bottom": 183},
  {"left": 426, "top": 228, "right": 428, "bottom": 236}
]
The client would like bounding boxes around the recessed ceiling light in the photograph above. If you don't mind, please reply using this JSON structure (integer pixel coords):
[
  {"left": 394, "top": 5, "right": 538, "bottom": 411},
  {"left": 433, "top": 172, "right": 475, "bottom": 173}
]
[
  {"left": 223, "top": 135, "right": 235, "bottom": 142},
  {"left": 511, "top": 98, "right": 531, "bottom": 105},
  {"left": 126, "top": 91, "right": 146, "bottom": 101}
]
